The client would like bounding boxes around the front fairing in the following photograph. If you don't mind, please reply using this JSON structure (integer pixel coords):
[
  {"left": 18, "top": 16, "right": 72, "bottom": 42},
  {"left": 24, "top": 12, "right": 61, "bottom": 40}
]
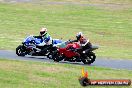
[
  {"left": 34, "top": 38, "right": 43, "bottom": 44},
  {"left": 22, "top": 36, "right": 35, "bottom": 45},
  {"left": 22, "top": 35, "right": 43, "bottom": 45},
  {"left": 66, "top": 43, "right": 80, "bottom": 49},
  {"left": 53, "top": 41, "right": 67, "bottom": 48}
]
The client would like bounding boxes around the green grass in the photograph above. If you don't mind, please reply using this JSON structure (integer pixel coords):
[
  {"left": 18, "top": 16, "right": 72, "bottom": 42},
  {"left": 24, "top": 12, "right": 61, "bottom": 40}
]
[
  {"left": 28, "top": 0, "right": 132, "bottom": 4},
  {"left": 0, "top": 0, "right": 132, "bottom": 59},
  {"left": 0, "top": 58, "right": 131, "bottom": 88}
]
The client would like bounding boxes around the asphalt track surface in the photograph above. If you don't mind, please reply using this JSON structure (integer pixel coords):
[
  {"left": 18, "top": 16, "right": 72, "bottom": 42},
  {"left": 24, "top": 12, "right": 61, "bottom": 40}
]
[
  {"left": 1, "top": 0, "right": 130, "bottom": 9},
  {"left": 0, "top": 50, "right": 132, "bottom": 70}
]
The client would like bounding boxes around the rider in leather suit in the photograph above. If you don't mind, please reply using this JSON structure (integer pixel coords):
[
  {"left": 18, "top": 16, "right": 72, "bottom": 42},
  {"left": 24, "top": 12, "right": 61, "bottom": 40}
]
[
  {"left": 72, "top": 32, "right": 92, "bottom": 53},
  {"left": 34, "top": 27, "right": 52, "bottom": 46}
]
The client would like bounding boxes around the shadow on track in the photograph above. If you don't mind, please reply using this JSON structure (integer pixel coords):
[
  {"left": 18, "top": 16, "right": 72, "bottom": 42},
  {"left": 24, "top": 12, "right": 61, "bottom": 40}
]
[
  {"left": 26, "top": 56, "right": 47, "bottom": 60},
  {"left": 24, "top": 56, "right": 94, "bottom": 66},
  {"left": 54, "top": 61, "right": 94, "bottom": 67}
]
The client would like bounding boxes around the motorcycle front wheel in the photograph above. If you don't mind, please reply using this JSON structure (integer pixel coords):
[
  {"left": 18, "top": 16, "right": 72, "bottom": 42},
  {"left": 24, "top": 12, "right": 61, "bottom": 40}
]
[
  {"left": 16, "top": 45, "right": 26, "bottom": 56},
  {"left": 52, "top": 52, "right": 63, "bottom": 62}
]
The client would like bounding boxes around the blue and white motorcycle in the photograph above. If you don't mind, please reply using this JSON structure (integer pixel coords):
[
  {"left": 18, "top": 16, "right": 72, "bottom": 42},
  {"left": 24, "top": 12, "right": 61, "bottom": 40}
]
[{"left": 16, "top": 35, "right": 62, "bottom": 58}]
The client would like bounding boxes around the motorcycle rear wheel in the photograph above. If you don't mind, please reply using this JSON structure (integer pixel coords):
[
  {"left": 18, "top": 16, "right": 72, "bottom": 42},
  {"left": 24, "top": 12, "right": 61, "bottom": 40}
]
[
  {"left": 47, "top": 52, "right": 53, "bottom": 59},
  {"left": 82, "top": 52, "right": 96, "bottom": 64}
]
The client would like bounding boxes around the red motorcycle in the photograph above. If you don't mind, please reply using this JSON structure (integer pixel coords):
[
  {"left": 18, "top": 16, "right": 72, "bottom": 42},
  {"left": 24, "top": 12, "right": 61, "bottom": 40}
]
[{"left": 52, "top": 41, "right": 98, "bottom": 64}]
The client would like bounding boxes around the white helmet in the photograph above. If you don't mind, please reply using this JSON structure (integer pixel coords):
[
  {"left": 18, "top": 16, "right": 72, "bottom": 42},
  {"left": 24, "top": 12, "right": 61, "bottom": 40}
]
[
  {"left": 40, "top": 27, "right": 47, "bottom": 36},
  {"left": 76, "top": 32, "right": 83, "bottom": 40}
]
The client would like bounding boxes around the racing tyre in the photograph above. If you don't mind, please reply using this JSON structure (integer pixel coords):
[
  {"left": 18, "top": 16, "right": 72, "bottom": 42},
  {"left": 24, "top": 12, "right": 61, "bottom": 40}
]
[
  {"left": 82, "top": 52, "right": 96, "bottom": 64},
  {"left": 47, "top": 53, "right": 53, "bottom": 59},
  {"left": 52, "top": 52, "right": 63, "bottom": 62},
  {"left": 16, "top": 45, "right": 26, "bottom": 56}
]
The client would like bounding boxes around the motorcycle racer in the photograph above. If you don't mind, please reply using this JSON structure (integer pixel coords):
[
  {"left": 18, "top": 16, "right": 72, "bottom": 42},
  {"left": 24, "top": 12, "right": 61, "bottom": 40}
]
[
  {"left": 71, "top": 32, "right": 92, "bottom": 53},
  {"left": 52, "top": 32, "right": 98, "bottom": 64},
  {"left": 34, "top": 27, "right": 52, "bottom": 46}
]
